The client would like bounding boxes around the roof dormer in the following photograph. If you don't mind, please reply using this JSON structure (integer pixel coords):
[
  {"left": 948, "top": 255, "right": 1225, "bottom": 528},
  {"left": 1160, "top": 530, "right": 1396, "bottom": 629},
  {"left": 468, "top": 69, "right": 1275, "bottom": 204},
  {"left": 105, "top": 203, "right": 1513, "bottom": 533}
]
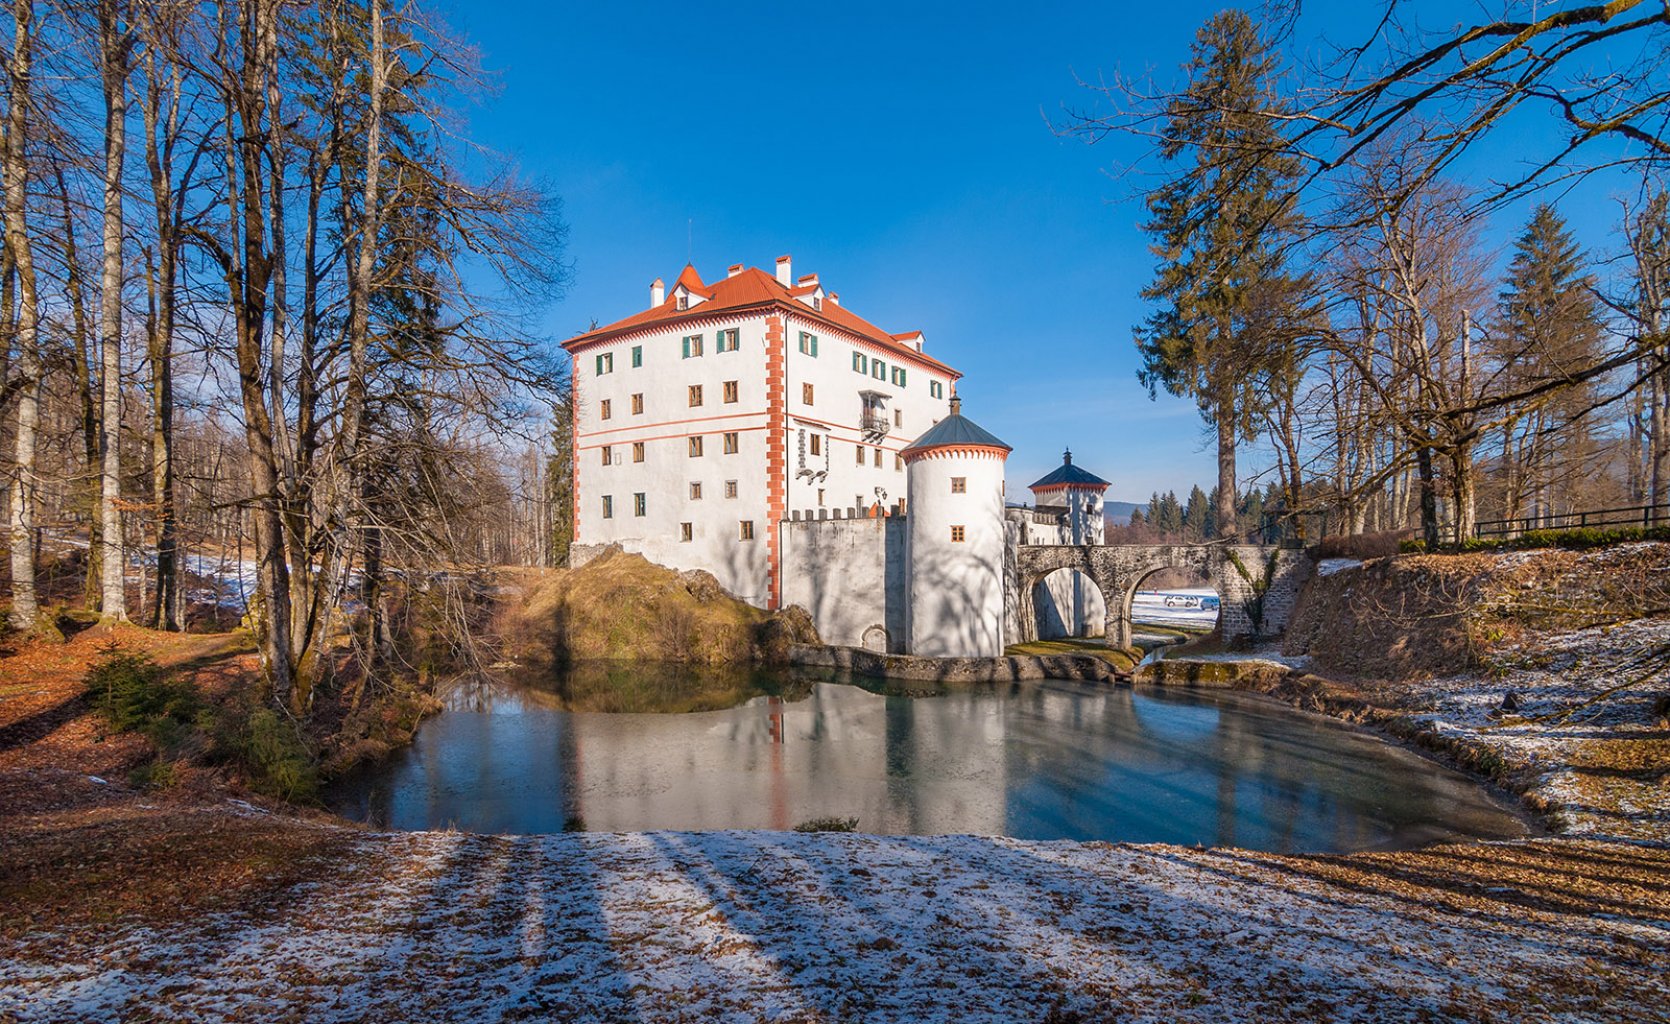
[
  {"left": 792, "top": 273, "right": 825, "bottom": 310},
  {"left": 892, "top": 330, "right": 925, "bottom": 353},
  {"left": 672, "top": 263, "right": 709, "bottom": 311}
]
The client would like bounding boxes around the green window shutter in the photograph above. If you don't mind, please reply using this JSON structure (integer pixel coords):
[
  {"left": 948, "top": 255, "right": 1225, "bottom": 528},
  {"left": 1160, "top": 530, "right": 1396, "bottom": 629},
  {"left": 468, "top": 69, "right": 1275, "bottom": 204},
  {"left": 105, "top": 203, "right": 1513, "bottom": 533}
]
[
  {"left": 632, "top": 345, "right": 642, "bottom": 367},
  {"left": 682, "top": 337, "right": 690, "bottom": 359},
  {"left": 812, "top": 335, "right": 818, "bottom": 357},
  {"left": 898, "top": 368, "right": 907, "bottom": 387}
]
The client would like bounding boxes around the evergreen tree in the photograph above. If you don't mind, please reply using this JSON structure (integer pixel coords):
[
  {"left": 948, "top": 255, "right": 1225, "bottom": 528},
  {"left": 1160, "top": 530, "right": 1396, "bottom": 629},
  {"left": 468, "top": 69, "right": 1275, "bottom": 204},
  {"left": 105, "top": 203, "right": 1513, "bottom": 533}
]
[
  {"left": 1133, "top": 9, "right": 1304, "bottom": 539},
  {"left": 1128, "top": 505, "right": 1146, "bottom": 527},
  {"left": 1183, "top": 485, "right": 1209, "bottom": 541},
  {"left": 1494, "top": 204, "right": 1605, "bottom": 521}
]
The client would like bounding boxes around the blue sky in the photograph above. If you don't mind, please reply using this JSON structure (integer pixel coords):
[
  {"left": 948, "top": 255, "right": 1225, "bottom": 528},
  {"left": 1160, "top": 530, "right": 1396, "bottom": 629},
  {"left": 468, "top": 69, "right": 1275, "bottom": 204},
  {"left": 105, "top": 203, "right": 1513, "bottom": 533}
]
[{"left": 447, "top": 1, "right": 1649, "bottom": 503}]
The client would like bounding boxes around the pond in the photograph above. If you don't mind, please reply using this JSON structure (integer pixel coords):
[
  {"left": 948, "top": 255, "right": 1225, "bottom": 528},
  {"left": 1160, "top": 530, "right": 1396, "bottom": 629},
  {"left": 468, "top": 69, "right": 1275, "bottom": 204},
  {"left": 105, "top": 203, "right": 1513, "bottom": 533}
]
[{"left": 330, "top": 664, "right": 1530, "bottom": 854}]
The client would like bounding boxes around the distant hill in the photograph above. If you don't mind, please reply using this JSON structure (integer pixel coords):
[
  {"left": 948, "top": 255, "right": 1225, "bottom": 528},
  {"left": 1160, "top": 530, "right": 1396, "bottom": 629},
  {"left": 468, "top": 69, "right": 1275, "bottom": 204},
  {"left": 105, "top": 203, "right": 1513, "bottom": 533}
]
[{"left": 1105, "top": 501, "right": 1145, "bottom": 526}]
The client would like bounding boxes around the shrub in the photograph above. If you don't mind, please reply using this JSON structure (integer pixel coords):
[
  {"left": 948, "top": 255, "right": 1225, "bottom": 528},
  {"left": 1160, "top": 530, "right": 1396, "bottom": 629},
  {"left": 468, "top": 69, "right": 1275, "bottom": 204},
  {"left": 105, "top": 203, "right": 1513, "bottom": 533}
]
[
  {"left": 793, "top": 816, "right": 859, "bottom": 833},
  {"left": 225, "top": 707, "right": 320, "bottom": 804},
  {"left": 1401, "top": 524, "right": 1670, "bottom": 555},
  {"left": 85, "top": 647, "right": 201, "bottom": 748},
  {"left": 1311, "top": 530, "right": 1412, "bottom": 561}
]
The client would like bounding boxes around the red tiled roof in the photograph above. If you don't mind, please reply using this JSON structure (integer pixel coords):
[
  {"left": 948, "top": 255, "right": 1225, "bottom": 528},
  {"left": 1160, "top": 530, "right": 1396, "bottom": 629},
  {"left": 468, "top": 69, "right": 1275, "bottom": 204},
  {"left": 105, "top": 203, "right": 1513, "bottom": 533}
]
[{"left": 562, "top": 264, "right": 960, "bottom": 378}]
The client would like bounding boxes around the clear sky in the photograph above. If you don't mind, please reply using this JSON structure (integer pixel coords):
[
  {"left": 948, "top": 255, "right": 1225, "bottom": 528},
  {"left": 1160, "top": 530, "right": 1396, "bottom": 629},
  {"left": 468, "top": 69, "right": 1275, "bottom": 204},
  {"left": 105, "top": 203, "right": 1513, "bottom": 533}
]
[{"left": 444, "top": 1, "right": 1647, "bottom": 504}]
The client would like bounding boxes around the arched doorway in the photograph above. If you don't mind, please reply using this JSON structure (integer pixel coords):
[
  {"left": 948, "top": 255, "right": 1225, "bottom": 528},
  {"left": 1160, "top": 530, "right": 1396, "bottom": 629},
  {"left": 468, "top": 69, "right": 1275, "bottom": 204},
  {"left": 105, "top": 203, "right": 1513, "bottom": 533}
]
[
  {"left": 1030, "top": 567, "right": 1108, "bottom": 641},
  {"left": 1127, "top": 564, "right": 1220, "bottom": 650}
]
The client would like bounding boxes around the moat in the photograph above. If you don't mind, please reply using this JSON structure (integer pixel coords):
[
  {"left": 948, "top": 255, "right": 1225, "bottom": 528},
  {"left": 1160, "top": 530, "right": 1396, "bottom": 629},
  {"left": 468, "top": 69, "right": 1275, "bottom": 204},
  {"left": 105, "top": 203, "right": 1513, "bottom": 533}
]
[{"left": 331, "top": 664, "right": 1529, "bottom": 853}]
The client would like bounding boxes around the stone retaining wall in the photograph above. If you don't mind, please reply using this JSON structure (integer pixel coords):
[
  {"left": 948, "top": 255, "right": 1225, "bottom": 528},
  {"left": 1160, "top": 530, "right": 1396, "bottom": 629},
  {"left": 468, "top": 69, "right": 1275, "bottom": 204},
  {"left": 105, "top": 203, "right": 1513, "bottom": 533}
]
[{"left": 789, "top": 644, "right": 1120, "bottom": 683}]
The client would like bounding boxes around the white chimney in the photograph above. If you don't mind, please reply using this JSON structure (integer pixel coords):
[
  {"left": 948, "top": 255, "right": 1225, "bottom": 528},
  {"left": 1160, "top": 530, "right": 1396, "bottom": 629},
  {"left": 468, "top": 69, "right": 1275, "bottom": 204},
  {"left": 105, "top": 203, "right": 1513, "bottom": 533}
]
[
  {"left": 829, "top": 292, "right": 839, "bottom": 306},
  {"left": 797, "top": 273, "right": 819, "bottom": 289},
  {"left": 727, "top": 263, "right": 744, "bottom": 278},
  {"left": 775, "top": 254, "right": 792, "bottom": 286},
  {"left": 650, "top": 277, "right": 665, "bottom": 306}
]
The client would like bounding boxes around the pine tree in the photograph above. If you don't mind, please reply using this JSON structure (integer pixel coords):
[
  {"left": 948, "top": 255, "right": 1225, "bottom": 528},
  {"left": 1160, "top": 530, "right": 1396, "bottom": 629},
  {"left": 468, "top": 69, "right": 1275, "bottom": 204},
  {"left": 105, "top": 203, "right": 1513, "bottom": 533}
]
[
  {"left": 1133, "top": 9, "right": 1304, "bottom": 540},
  {"left": 1183, "top": 485, "right": 1209, "bottom": 541}
]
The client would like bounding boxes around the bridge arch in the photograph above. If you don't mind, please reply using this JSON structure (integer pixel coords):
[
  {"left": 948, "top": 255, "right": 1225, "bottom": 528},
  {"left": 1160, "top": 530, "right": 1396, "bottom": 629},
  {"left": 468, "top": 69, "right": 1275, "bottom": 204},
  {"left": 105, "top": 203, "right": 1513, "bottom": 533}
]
[{"left": 1009, "top": 543, "right": 1310, "bottom": 650}]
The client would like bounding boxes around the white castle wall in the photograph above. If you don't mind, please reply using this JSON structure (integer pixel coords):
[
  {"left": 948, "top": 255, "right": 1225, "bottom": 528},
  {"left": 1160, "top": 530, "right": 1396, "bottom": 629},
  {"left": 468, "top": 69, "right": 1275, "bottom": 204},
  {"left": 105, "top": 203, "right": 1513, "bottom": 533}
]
[
  {"left": 906, "top": 451, "right": 1007, "bottom": 658},
  {"left": 780, "top": 516, "right": 907, "bottom": 652}
]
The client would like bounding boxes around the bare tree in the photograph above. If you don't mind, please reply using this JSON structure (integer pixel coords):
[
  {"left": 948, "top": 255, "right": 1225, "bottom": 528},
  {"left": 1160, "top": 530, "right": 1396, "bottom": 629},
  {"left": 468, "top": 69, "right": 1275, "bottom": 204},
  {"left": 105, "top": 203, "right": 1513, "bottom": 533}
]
[{"left": 3, "top": 0, "right": 40, "bottom": 629}]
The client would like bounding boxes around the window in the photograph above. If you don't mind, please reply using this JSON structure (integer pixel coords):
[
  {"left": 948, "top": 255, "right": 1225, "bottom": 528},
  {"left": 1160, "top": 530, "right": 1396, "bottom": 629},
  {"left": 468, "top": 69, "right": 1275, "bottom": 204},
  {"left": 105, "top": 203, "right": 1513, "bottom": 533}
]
[
  {"left": 871, "top": 360, "right": 886, "bottom": 380},
  {"left": 689, "top": 384, "right": 703, "bottom": 407},
  {"left": 680, "top": 522, "right": 693, "bottom": 542},
  {"left": 601, "top": 495, "right": 613, "bottom": 519},
  {"left": 689, "top": 436, "right": 704, "bottom": 457},
  {"left": 716, "top": 328, "right": 739, "bottom": 352},
  {"left": 600, "top": 445, "right": 612, "bottom": 466},
  {"left": 852, "top": 352, "right": 868, "bottom": 374},
  {"left": 682, "top": 334, "right": 703, "bottom": 358},
  {"left": 895, "top": 454, "right": 903, "bottom": 471},
  {"left": 690, "top": 482, "right": 703, "bottom": 500},
  {"left": 855, "top": 445, "right": 865, "bottom": 465},
  {"left": 894, "top": 409, "right": 903, "bottom": 427},
  {"left": 725, "top": 480, "right": 738, "bottom": 499},
  {"left": 723, "top": 432, "right": 739, "bottom": 454},
  {"left": 802, "top": 383, "right": 815, "bottom": 405},
  {"left": 723, "top": 380, "right": 738, "bottom": 403},
  {"left": 873, "top": 447, "right": 882, "bottom": 467},
  {"left": 951, "top": 477, "right": 966, "bottom": 494},
  {"left": 798, "top": 332, "right": 818, "bottom": 356},
  {"left": 930, "top": 380, "right": 944, "bottom": 399},
  {"left": 817, "top": 488, "right": 825, "bottom": 506},
  {"left": 951, "top": 525, "right": 965, "bottom": 543},
  {"left": 595, "top": 352, "right": 613, "bottom": 375},
  {"left": 891, "top": 366, "right": 908, "bottom": 387},
  {"left": 810, "top": 435, "right": 822, "bottom": 456},
  {"left": 676, "top": 294, "right": 688, "bottom": 311},
  {"left": 633, "top": 493, "right": 646, "bottom": 517},
  {"left": 632, "top": 442, "right": 645, "bottom": 463},
  {"left": 600, "top": 399, "right": 612, "bottom": 420},
  {"left": 631, "top": 393, "right": 644, "bottom": 415},
  {"left": 631, "top": 345, "right": 642, "bottom": 368},
  {"left": 739, "top": 520, "right": 755, "bottom": 541}
]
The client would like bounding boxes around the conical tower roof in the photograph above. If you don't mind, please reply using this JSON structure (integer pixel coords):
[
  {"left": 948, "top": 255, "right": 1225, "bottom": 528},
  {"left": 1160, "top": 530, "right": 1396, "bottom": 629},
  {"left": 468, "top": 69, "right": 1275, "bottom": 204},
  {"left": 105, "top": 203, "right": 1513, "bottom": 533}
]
[
  {"left": 901, "top": 396, "right": 1011, "bottom": 457},
  {"left": 1029, "top": 448, "right": 1110, "bottom": 491}
]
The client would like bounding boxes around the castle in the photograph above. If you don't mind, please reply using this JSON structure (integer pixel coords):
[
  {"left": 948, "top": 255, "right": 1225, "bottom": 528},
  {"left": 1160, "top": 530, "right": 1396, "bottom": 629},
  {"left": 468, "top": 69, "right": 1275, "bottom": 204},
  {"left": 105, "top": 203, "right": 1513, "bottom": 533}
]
[{"left": 562, "top": 256, "right": 1107, "bottom": 657}]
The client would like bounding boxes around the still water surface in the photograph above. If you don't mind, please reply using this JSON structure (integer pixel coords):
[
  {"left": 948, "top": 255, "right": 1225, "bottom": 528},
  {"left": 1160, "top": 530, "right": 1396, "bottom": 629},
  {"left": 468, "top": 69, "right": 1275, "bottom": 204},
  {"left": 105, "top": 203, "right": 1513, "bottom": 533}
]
[{"left": 331, "top": 665, "right": 1529, "bottom": 853}]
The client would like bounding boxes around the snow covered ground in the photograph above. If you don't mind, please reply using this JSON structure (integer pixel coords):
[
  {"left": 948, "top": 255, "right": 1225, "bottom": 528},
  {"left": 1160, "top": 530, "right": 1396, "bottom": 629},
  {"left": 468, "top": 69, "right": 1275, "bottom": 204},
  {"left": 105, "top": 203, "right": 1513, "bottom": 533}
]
[
  {"left": 1131, "top": 588, "right": 1220, "bottom": 629},
  {"left": 2, "top": 826, "right": 1665, "bottom": 1023}
]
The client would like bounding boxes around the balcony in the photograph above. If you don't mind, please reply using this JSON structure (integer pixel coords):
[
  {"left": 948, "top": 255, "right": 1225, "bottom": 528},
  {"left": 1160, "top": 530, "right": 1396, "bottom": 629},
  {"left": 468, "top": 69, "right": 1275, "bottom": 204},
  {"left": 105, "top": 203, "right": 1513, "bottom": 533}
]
[{"left": 859, "top": 412, "right": 891, "bottom": 437}]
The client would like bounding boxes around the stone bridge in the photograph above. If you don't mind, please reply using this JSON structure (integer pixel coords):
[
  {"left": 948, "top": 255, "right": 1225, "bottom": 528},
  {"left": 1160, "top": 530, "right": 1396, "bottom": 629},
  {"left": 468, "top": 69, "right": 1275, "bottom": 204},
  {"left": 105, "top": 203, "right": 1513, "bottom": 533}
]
[{"left": 1007, "top": 544, "right": 1313, "bottom": 648}]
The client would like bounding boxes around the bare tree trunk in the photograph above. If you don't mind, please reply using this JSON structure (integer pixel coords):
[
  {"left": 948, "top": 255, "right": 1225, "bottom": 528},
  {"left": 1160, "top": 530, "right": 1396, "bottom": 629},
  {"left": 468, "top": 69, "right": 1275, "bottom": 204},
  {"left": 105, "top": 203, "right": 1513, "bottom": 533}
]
[
  {"left": 140, "top": 17, "right": 180, "bottom": 629},
  {"left": 51, "top": 170, "right": 102, "bottom": 605},
  {"left": 3, "top": 0, "right": 41, "bottom": 630},
  {"left": 1213, "top": 390, "right": 1237, "bottom": 540},
  {"left": 97, "top": 0, "right": 131, "bottom": 622}
]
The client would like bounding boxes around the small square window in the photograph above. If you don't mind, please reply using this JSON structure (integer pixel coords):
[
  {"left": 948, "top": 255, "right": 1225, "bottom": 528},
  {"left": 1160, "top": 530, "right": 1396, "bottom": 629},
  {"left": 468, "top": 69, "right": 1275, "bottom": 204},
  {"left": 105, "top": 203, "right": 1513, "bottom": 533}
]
[
  {"left": 894, "top": 409, "right": 903, "bottom": 427},
  {"left": 951, "top": 477, "right": 966, "bottom": 494},
  {"left": 930, "top": 380, "right": 944, "bottom": 399},
  {"left": 631, "top": 345, "right": 642, "bottom": 368},
  {"left": 601, "top": 495, "right": 613, "bottom": 519},
  {"left": 600, "top": 399, "right": 611, "bottom": 420},
  {"left": 855, "top": 445, "right": 865, "bottom": 465},
  {"left": 895, "top": 454, "right": 903, "bottom": 471},
  {"left": 634, "top": 493, "right": 646, "bottom": 517},
  {"left": 632, "top": 442, "right": 645, "bottom": 463},
  {"left": 802, "top": 383, "right": 815, "bottom": 405},
  {"left": 723, "top": 380, "right": 738, "bottom": 403},
  {"left": 680, "top": 522, "right": 693, "bottom": 542},
  {"left": 891, "top": 366, "right": 907, "bottom": 387},
  {"left": 676, "top": 295, "right": 689, "bottom": 311},
  {"left": 689, "top": 384, "right": 703, "bottom": 407},
  {"left": 725, "top": 480, "right": 738, "bottom": 499},
  {"left": 817, "top": 488, "right": 825, "bottom": 506},
  {"left": 810, "top": 435, "right": 822, "bottom": 456},
  {"left": 739, "top": 520, "right": 755, "bottom": 541},
  {"left": 690, "top": 482, "right": 703, "bottom": 500},
  {"left": 951, "top": 525, "right": 965, "bottom": 543},
  {"left": 723, "top": 432, "right": 739, "bottom": 454},
  {"left": 689, "top": 435, "right": 704, "bottom": 457},
  {"left": 595, "top": 352, "right": 613, "bottom": 375},
  {"left": 631, "top": 393, "right": 644, "bottom": 414},
  {"left": 600, "top": 445, "right": 612, "bottom": 466}
]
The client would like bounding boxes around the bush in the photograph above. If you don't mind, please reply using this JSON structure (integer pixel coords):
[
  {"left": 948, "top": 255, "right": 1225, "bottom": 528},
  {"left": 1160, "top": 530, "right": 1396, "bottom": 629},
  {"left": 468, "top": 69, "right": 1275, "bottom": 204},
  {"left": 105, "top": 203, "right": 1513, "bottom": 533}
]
[
  {"left": 1401, "top": 524, "right": 1670, "bottom": 555},
  {"left": 224, "top": 707, "right": 320, "bottom": 804},
  {"left": 793, "top": 816, "right": 859, "bottom": 833},
  {"left": 1311, "top": 530, "right": 1412, "bottom": 561},
  {"left": 85, "top": 647, "right": 201, "bottom": 748}
]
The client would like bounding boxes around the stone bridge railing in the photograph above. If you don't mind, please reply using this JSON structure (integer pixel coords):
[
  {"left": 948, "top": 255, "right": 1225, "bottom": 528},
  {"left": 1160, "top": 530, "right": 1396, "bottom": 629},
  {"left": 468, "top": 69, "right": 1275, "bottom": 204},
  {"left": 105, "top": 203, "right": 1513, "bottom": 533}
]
[{"left": 1007, "top": 543, "right": 1312, "bottom": 648}]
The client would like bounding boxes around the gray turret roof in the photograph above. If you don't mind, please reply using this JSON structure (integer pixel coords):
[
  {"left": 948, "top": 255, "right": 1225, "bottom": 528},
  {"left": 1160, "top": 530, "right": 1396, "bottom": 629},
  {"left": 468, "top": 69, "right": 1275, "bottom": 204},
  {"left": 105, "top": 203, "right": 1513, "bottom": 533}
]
[
  {"left": 1029, "top": 449, "right": 1110, "bottom": 490},
  {"left": 901, "top": 396, "right": 1011, "bottom": 455}
]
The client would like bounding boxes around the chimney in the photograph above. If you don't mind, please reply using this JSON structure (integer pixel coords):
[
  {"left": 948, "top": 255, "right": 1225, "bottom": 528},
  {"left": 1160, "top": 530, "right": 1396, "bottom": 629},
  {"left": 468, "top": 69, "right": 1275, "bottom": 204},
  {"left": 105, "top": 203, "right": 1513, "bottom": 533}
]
[
  {"left": 829, "top": 292, "right": 839, "bottom": 306},
  {"left": 727, "top": 263, "right": 744, "bottom": 278},
  {"left": 775, "top": 254, "right": 792, "bottom": 286},
  {"left": 650, "top": 277, "right": 665, "bottom": 307},
  {"left": 797, "top": 273, "right": 819, "bottom": 289}
]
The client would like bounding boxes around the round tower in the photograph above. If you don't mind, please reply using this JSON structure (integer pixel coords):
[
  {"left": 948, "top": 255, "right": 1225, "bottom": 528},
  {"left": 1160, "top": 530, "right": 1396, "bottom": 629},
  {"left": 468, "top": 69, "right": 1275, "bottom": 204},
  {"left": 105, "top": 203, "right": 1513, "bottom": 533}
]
[
  {"left": 902, "top": 395, "right": 1012, "bottom": 658},
  {"left": 1028, "top": 448, "right": 1111, "bottom": 545}
]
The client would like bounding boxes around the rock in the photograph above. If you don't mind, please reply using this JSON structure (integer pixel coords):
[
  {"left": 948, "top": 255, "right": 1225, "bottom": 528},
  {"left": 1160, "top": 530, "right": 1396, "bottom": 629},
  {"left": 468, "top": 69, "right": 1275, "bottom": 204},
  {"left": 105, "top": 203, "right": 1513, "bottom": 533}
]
[
  {"left": 1500, "top": 691, "right": 1522, "bottom": 713},
  {"left": 1652, "top": 692, "right": 1670, "bottom": 729}
]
